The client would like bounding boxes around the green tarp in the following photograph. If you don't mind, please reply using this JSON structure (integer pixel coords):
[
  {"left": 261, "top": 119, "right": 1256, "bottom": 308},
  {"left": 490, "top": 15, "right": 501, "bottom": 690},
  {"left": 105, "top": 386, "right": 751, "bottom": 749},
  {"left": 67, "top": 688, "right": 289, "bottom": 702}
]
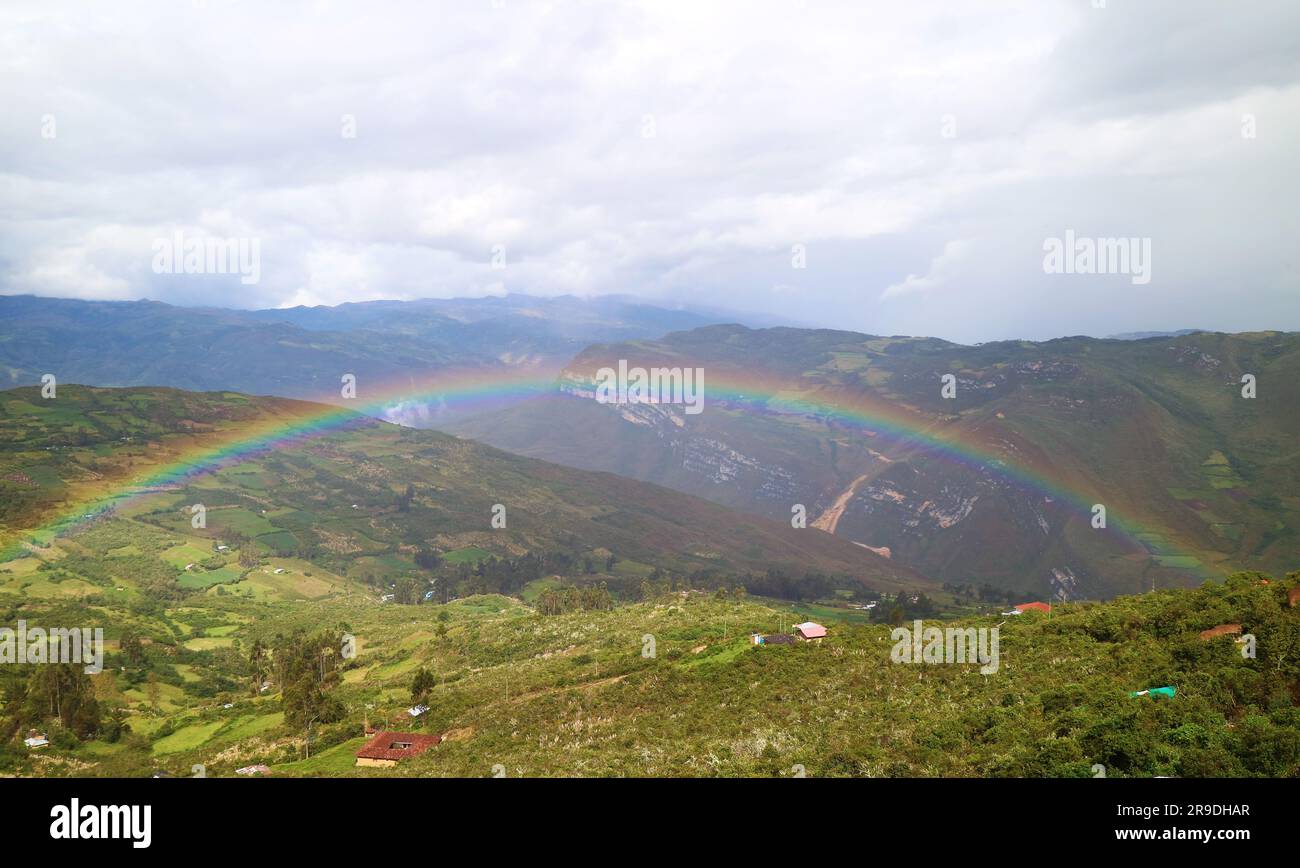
[{"left": 1130, "top": 686, "right": 1176, "bottom": 698}]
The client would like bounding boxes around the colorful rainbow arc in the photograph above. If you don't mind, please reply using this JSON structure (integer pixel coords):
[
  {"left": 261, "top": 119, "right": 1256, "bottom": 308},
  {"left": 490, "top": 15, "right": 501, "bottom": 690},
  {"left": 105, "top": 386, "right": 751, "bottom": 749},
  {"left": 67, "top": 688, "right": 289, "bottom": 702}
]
[{"left": 4, "top": 366, "right": 1172, "bottom": 568}]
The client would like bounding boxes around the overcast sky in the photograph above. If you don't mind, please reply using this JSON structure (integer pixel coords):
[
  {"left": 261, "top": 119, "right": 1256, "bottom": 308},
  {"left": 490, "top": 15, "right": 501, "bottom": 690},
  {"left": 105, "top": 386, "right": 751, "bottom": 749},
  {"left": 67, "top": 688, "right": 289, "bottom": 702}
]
[{"left": 1, "top": 0, "right": 1297, "bottom": 342}]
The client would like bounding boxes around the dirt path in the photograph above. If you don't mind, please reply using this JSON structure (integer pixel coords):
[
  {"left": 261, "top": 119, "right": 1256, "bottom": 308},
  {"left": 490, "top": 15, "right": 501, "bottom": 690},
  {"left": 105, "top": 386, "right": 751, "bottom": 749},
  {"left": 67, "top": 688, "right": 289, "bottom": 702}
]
[{"left": 506, "top": 673, "right": 628, "bottom": 705}]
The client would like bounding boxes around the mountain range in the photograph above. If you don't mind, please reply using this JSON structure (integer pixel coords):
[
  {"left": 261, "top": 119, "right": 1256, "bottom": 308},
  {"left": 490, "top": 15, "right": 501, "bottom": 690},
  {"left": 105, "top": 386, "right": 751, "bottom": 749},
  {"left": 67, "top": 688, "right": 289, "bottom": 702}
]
[
  {"left": 3, "top": 293, "right": 1298, "bottom": 602},
  {"left": 448, "top": 325, "right": 1300, "bottom": 600},
  {"left": 0, "top": 294, "right": 730, "bottom": 422}
]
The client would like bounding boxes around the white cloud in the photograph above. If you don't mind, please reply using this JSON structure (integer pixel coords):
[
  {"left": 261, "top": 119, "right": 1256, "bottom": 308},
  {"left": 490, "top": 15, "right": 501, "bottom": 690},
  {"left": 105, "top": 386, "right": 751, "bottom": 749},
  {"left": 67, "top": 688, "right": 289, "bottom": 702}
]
[
  {"left": 881, "top": 240, "right": 973, "bottom": 300},
  {"left": 0, "top": 0, "right": 1297, "bottom": 340}
]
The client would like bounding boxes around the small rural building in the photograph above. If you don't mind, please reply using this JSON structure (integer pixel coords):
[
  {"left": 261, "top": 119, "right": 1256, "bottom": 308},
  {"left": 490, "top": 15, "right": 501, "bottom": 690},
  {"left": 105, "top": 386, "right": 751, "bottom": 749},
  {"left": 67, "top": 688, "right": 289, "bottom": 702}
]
[
  {"left": 794, "top": 622, "right": 827, "bottom": 641},
  {"left": 235, "top": 764, "right": 270, "bottom": 776},
  {"left": 1013, "top": 601, "right": 1051, "bottom": 614},
  {"left": 752, "top": 633, "right": 795, "bottom": 646},
  {"left": 355, "top": 731, "right": 441, "bottom": 768},
  {"left": 1199, "top": 623, "right": 1243, "bottom": 640},
  {"left": 23, "top": 732, "right": 48, "bottom": 749}
]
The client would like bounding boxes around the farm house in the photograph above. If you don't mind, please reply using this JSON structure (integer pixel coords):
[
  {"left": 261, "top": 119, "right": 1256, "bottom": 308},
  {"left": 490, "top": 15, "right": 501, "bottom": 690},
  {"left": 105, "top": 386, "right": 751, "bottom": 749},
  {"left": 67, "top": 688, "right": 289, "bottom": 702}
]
[{"left": 355, "top": 731, "right": 441, "bottom": 768}]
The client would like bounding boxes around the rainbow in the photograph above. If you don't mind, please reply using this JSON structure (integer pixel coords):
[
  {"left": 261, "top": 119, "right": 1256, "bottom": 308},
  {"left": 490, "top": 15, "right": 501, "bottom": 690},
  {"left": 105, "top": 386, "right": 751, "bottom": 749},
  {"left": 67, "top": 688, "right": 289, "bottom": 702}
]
[
  {"left": 563, "top": 366, "right": 1166, "bottom": 557},
  {"left": 4, "top": 364, "right": 1186, "bottom": 570},
  {"left": 0, "top": 369, "right": 554, "bottom": 558}
]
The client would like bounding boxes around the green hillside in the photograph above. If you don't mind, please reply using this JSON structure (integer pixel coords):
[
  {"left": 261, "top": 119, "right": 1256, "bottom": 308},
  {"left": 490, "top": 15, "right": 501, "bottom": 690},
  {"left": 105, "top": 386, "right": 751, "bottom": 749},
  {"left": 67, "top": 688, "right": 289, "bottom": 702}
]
[
  {"left": 1, "top": 385, "right": 1297, "bottom": 779},
  {"left": 1, "top": 562, "right": 1296, "bottom": 777},
  {"left": 0, "top": 385, "right": 923, "bottom": 592},
  {"left": 450, "top": 327, "right": 1300, "bottom": 600}
]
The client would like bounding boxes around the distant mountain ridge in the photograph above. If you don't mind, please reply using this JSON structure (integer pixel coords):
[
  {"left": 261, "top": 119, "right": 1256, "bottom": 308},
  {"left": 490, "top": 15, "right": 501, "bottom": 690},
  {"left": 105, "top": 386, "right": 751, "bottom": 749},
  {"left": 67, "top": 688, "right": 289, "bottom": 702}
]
[
  {"left": 1106, "top": 329, "right": 1205, "bottom": 340},
  {"left": 0, "top": 294, "right": 743, "bottom": 422}
]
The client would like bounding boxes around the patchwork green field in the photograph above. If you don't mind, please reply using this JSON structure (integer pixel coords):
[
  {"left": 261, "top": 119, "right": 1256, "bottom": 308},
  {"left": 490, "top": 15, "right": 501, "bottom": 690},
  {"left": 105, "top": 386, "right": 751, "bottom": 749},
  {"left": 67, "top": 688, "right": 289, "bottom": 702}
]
[{"left": 1, "top": 568, "right": 1296, "bottom": 778}]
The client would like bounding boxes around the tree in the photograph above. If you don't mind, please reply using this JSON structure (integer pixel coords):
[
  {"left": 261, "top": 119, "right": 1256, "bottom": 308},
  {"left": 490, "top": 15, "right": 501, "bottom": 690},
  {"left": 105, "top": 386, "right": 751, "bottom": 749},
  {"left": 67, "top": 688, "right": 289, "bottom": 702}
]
[
  {"left": 274, "top": 630, "right": 346, "bottom": 730},
  {"left": 414, "top": 548, "right": 442, "bottom": 571},
  {"left": 100, "top": 705, "right": 130, "bottom": 743},
  {"left": 247, "top": 638, "right": 268, "bottom": 696},
  {"left": 393, "top": 576, "right": 422, "bottom": 605},
  {"left": 120, "top": 634, "right": 145, "bottom": 667},
  {"left": 23, "top": 664, "right": 101, "bottom": 738},
  {"left": 411, "top": 667, "right": 436, "bottom": 704}
]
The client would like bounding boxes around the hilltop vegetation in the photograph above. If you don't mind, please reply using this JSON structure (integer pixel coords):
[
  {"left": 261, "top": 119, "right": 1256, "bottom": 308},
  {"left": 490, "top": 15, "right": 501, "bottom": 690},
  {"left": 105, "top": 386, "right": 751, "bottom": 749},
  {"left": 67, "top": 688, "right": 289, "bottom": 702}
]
[{"left": 1, "top": 564, "right": 1297, "bottom": 777}]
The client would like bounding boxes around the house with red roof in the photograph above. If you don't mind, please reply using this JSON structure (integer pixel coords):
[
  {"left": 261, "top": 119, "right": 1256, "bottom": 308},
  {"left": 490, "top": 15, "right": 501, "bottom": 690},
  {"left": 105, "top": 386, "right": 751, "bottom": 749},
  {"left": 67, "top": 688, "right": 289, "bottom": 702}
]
[
  {"left": 794, "top": 622, "right": 827, "bottom": 641},
  {"left": 1013, "top": 601, "right": 1051, "bottom": 615},
  {"left": 355, "top": 731, "right": 441, "bottom": 768}
]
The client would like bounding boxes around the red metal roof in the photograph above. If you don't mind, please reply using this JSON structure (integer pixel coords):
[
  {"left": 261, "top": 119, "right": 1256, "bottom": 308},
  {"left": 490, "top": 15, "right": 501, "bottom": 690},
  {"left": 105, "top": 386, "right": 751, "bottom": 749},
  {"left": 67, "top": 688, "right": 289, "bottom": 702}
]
[
  {"left": 794, "top": 622, "right": 827, "bottom": 639},
  {"left": 355, "top": 731, "right": 441, "bottom": 761},
  {"left": 1014, "top": 602, "right": 1051, "bottom": 613}
]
